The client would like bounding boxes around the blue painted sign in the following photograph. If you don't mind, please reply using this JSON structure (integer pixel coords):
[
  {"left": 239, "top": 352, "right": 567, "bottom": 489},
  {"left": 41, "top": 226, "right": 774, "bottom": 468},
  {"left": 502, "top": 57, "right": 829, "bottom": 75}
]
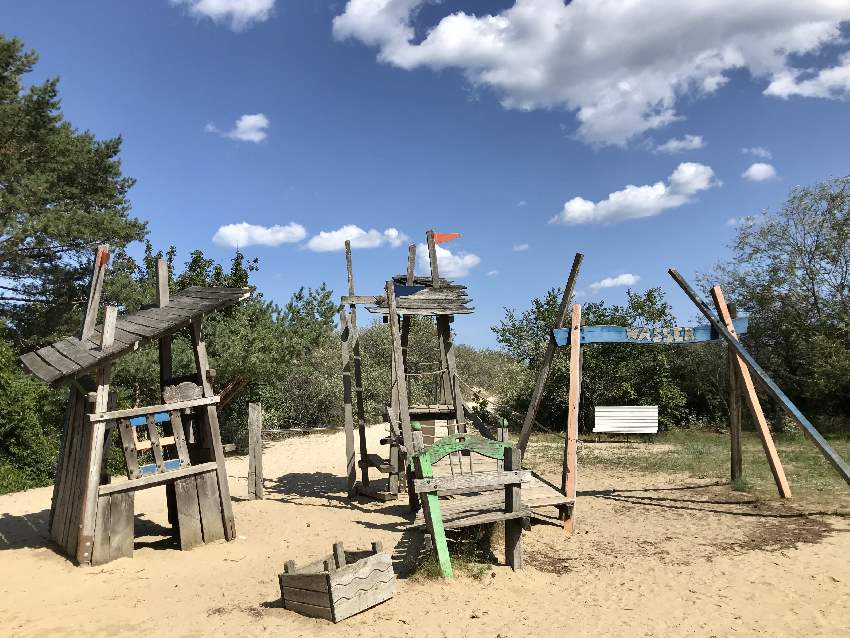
[{"left": 553, "top": 317, "right": 748, "bottom": 346}]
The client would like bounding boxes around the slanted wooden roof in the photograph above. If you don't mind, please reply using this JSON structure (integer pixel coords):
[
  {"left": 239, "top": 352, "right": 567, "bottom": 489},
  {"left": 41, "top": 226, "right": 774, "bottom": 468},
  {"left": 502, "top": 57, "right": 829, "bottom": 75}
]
[
  {"left": 367, "top": 276, "right": 474, "bottom": 316},
  {"left": 20, "top": 286, "right": 249, "bottom": 385}
]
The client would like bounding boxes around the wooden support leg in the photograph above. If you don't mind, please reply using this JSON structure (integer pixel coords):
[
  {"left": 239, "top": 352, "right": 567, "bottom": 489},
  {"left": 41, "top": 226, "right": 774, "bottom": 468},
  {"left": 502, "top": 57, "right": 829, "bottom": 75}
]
[
  {"left": 727, "top": 305, "right": 743, "bottom": 483},
  {"left": 711, "top": 287, "right": 791, "bottom": 498},
  {"left": 248, "top": 403, "right": 264, "bottom": 500},
  {"left": 413, "top": 454, "right": 451, "bottom": 578},
  {"left": 561, "top": 304, "right": 582, "bottom": 533},
  {"left": 339, "top": 311, "right": 357, "bottom": 498},
  {"left": 504, "top": 447, "right": 523, "bottom": 570}
]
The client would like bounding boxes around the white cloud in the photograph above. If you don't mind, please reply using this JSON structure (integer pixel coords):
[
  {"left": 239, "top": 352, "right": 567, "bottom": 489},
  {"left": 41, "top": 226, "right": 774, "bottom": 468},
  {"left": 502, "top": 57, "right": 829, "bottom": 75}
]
[
  {"left": 513, "top": 243, "right": 529, "bottom": 252},
  {"left": 333, "top": 1, "right": 850, "bottom": 146},
  {"left": 206, "top": 113, "right": 270, "bottom": 143},
  {"left": 306, "top": 225, "right": 409, "bottom": 252},
  {"left": 655, "top": 134, "right": 705, "bottom": 154},
  {"left": 417, "top": 243, "right": 481, "bottom": 278},
  {"left": 212, "top": 222, "right": 306, "bottom": 248},
  {"left": 517, "top": 200, "right": 527, "bottom": 207},
  {"left": 741, "top": 146, "right": 772, "bottom": 159},
  {"left": 589, "top": 273, "right": 641, "bottom": 291},
  {"left": 487, "top": 270, "right": 499, "bottom": 277},
  {"left": 742, "top": 162, "right": 777, "bottom": 181},
  {"left": 172, "top": 0, "right": 275, "bottom": 31},
  {"left": 765, "top": 51, "right": 850, "bottom": 98},
  {"left": 551, "top": 162, "right": 718, "bottom": 225}
]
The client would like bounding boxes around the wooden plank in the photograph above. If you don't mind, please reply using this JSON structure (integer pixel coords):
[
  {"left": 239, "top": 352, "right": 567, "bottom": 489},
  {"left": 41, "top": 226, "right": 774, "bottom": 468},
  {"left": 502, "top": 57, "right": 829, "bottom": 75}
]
[
  {"left": 52, "top": 339, "right": 99, "bottom": 367},
  {"left": 368, "top": 307, "right": 474, "bottom": 316},
  {"left": 169, "top": 411, "right": 191, "bottom": 467},
  {"left": 412, "top": 470, "right": 529, "bottom": 494},
  {"left": 49, "top": 387, "right": 80, "bottom": 541},
  {"left": 727, "top": 303, "right": 743, "bottom": 483},
  {"left": 413, "top": 453, "right": 452, "bottom": 577},
  {"left": 281, "top": 586, "right": 333, "bottom": 608},
  {"left": 35, "top": 346, "right": 79, "bottom": 376},
  {"left": 91, "top": 494, "right": 112, "bottom": 566},
  {"left": 98, "top": 462, "right": 218, "bottom": 495},
  {"left": 517, "top": 253, "right": 583, "bottom": 453},
  {"left": 115, "top": 318, "right": 161, "bottom": 338},
  {"left": 504, "top": 446, "right": 523, "bottom": 570},
  {"left": 340, "top": 295, "right": 378, "bottom": 305},
  {"left": 248, "top": 403, "right": 264, "bottom": 499},
  {"left": 711, "top": 285, "right": 791, "bottom": 498},
  {"left": 280, "top": 572, "right": 332, "bottom": 593},
  {"left": 89, "top": 396, "right": 219, "bottom": 422},
  {"left": 196, "top": 471, "right": 226, "bottom": 543},
  {"left": 669, "top": 270, "right": 850, "bottom": 487},
  {"left": 118, "top": 418, "right": 141, "bottom": 479},
  {"left": 333, "top": 542, "right": 346, "bottom": 569},
  {"left": 561, "top": 304, "right": 581, "bottom": 533},
  {"left": 437, "top": 315, "right": 465, "bottom": 429},
  {"left": 174, "top": 476, "right": 204, "bottom": 550},
  {"left": 107, "top": 491, "right": 134, "bottom": 560},
  {"left": 146, "top": 414, "right": 165, "bottom": 472},
  {"left": 331, "top": 578, "right": 395, "bottom": 622},
  {"left": 19, "top": 351, "right": 62, "bottom": 384},
  {"left": 385, "top": 281, "right": 414, "bottom": 456},
  {"left": 426, "top": 229, "right": 440, "bottom": 288}
]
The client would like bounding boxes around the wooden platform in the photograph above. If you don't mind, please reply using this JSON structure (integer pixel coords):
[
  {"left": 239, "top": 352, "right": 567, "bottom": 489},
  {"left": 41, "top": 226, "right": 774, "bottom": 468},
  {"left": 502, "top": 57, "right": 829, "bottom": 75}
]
[{"left": 412, "top": 455, "right": 570, "bottom": 529}]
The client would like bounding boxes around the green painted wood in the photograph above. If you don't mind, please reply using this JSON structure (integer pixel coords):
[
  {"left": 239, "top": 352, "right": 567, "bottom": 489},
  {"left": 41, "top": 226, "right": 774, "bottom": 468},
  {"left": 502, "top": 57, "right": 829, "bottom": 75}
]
[
  {"left": 413, "top": 454, "right": 452, "bottom": 578},
  {"left": 423, "top": 434, "right": 509, "bottom": 465}
]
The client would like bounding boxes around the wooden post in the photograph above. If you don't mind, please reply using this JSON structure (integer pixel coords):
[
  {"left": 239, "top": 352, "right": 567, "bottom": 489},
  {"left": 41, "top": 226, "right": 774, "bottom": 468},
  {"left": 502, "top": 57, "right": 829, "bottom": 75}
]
[
  {"left": 711, "top": 286, "right": 791, "bottom": 498},
  {"left": 426, "top": 230, "right": 440, "bottom": 288},
  {"left": 386, "top": 281, "right": 414, "bottom": 457},
  {"left": 156, "top": 258, "right": 172, "bottom": 394},
  {"left": 344, "top": 241, "right": 369, "bottom": 489},
  {"left": 77, "top": 305, "right": 117, "bottom": 564},
  {"left": 671, "top": 269, "right": 850, "bottom": 488},
  {"left": 504, "top": 446, "right": 523, "bottom": 570},
  {"left": 248, "top": 403, "right": 264, "bottom": 500},
  {"left": 413, "top": 454, "right": 452, "bottom": 578},
  {"left": 561, "top": 304, "right": 581, "bottom": 533},
  {"left": 517, "top": 253, "right": 584, "bottom": 453},
  {"left": 80, "top": 244, "right": 109, "bottom": 342},
  {"left": 339, "top": 309, "right": 357, "bottom": 498},
  {"left": 727, "top": 303, "right": 743, "bottom": 483},
  {"left": 437, "top": 316, "right": 464, "bottom": 430},
  {"left": 190, "top": 319, "right": 236, "bottom": 539}
]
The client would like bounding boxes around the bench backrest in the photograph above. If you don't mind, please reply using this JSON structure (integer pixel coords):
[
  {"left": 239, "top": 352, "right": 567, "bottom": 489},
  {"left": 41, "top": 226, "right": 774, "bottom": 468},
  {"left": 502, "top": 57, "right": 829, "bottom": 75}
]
[{"left": 594, "top": 406, "right": 658, "bottom": 434}]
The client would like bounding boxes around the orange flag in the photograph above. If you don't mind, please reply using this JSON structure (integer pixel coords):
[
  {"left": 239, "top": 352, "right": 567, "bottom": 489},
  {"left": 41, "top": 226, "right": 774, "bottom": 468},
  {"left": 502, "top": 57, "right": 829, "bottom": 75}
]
[{"left": 434, "top": 232, "right": 461, "bottom": 244}]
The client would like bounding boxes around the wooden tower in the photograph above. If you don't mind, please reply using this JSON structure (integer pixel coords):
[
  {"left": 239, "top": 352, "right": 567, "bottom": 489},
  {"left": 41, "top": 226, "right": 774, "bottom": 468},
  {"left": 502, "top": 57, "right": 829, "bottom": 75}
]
[{"left": 19, "top": 248, "right": 248, "bottom": 565}]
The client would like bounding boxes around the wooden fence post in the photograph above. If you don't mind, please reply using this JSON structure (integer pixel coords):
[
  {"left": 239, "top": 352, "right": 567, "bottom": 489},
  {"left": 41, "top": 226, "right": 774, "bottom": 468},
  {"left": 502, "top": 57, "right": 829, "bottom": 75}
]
[
  {"left": 727, "top": 303, "right": 743, "bottom": 483},
  {"left": 248, "top": 403, "right": 264, "bottom": 500}
]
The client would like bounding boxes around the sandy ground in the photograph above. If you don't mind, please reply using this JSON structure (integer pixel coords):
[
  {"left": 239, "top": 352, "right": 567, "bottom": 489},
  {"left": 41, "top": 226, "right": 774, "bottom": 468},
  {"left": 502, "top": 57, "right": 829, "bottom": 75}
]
[{"left": 1, "top": 424, "right": 849, "bottom": 637}]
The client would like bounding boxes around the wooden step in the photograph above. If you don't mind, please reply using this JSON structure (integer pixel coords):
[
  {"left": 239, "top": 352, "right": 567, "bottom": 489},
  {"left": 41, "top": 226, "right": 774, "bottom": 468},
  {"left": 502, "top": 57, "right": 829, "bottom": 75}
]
[{"left": 360, "top": 454, "right": 392, "bottom": 474}]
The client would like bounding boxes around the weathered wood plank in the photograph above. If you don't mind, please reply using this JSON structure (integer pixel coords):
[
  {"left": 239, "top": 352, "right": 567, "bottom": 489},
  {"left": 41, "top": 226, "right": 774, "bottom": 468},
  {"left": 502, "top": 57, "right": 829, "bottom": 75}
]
[
  {"left": 52, "top": 339, "right": 99, "bottom": 368},
  {"left": 89, "top": 396, "right": 219, "bottom": 422},
  {"left": 248, "top": 403, "right": 264, "bottom": 500},
  {"left": 20, "top": 351, "right": 63, "bottom": 383},
  {"left": 146, "top": 414, "right": 165, "bottom": 472},
  {"left": 174, "top": 476, "right": 204, "bottom": 550},
  {"left": 561, "top": 304, "right": 581, "bottom": 533},
  {"left": 413, "top": 470, "right": 529, "bottom": 494},
  {"left": 281, "top": 586, "right": 333, "bottom": 608},
  {"left": 108, "top": 490, "right": 134, "bottom": 561},
  {"left": 91, "top": 494, "right": 112, "bottom": 566},
  {"left": 98, "top": 462, "right": 217, "bottom": 495},
  {"left": 504, "top": 446, "right": 523, "bottom": 570},
  {"left": 280, "top": 572, "right": 332, "bottom": 593},
  {"left": 196, "top": 471, "right": 225, "bottom": 543},
  {"left": 282, "top": 599, "right": 335, "bottom": 621},
  {"left": 35, "top": 346, "right": 79, "bottom": 375},
  {"left": 727, "top": 303, "right": 743, "bottom": 483}
]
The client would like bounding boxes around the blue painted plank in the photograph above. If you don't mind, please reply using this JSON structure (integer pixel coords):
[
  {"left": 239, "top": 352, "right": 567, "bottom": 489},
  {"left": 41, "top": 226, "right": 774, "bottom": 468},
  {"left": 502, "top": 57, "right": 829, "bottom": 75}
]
[
  {"left": 129, "top": 412, "right": 171, "bottom": 427},
  {"left": 553, "top": 317, "right": 749, "bottom": 346},
  {"left": 139, "top": 459, "right": 182, "bottom": 475}
]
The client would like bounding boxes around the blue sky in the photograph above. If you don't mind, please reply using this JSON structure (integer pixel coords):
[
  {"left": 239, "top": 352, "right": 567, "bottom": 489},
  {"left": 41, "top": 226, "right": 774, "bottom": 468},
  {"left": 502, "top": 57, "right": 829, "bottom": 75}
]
[{"left": 3, "top": 1, "right": 849, "bottom": 346}]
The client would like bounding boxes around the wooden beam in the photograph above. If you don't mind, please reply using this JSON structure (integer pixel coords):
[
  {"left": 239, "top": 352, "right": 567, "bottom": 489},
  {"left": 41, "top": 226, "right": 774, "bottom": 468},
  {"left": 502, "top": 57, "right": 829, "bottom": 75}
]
[
  {"left": 80, "top": 244, "right": 109, "bottom": 342},
  {"left": 711, "top": 286, "right": 791, "bottom": 498},
  {"left": 517, "top": 253, "right": 583, "bottom": 453},
  {"left": 156, "top": 258, "right": 173, "bottom": 399},
  {"left": 98, "top": 462, "right": 218, "bottom": 496},
  {"left": 339, "top": 309, "right": 357, "bottom": 498},
  {"left": 406, "top": 244, "right": 416, "bottom": 284},
  {"left": 561, "top": 304, "right": 581, "bottom": 533},
  {"left": 670, "top": 269, "right": 850, "bottom": 488},
  {"left": 386, "top": 281, "right": 414, "bottom": 456},
  {"left": 88, "top": 396, "right": 219, "bottom": 422},
  {"left": 426, "top": 229, "right": 440, "bottom": 288},
  {"left": 504, "top": 446, "right": 523, "bottom": 570},
  {"left": 727, "top": 303, "right": 743, "bottom": 483}
]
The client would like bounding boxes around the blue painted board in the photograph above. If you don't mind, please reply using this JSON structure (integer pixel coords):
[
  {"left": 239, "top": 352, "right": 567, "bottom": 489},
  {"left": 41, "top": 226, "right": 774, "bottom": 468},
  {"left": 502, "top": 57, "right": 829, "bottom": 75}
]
[
  {"left": 129, "top": 412, "right": 171, "bottom": 427},
  {"left": 139, "top": 459, "right": 182, "bottom": 475},
  {"left": 553, "top": 317, "right": 749, "bottom": 346}
]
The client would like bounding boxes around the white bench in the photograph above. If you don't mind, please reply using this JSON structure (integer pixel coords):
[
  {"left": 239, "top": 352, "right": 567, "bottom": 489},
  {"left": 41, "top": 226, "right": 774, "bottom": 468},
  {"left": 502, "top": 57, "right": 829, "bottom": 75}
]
[{"left": 593, "top": 406, "right": 658, "bottom": 437}]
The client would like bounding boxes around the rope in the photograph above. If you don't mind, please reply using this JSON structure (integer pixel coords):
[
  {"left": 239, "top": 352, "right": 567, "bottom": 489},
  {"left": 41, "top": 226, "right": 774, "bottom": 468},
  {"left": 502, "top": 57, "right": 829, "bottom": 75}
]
[{"left": 404, "top": 367, "right": 448, "bottom": 377}]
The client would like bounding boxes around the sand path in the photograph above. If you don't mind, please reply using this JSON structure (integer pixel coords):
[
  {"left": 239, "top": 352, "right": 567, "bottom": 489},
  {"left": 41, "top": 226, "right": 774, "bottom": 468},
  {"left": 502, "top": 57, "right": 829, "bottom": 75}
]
[{"left": 1, "top": 425, "right": 848, "bottom": 637}]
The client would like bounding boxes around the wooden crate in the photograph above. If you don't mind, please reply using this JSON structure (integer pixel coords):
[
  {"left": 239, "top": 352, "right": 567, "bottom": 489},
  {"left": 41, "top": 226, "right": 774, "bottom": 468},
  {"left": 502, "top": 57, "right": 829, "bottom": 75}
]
[{"left": 278, "top": 542, "right": 395, "bottom": 623}]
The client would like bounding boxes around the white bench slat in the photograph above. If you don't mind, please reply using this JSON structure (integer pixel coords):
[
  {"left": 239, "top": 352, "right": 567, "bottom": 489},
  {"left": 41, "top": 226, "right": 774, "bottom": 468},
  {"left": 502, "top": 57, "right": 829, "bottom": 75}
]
[{"left": 594, "top": 406, "right": 658, "bottom": 434}]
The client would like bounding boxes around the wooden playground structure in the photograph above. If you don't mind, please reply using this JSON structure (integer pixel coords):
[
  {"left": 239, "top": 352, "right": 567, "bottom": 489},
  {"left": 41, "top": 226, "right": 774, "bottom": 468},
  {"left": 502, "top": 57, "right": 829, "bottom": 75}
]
[{"left": 19, "top": 247, "right": 248, "bottom": 565}]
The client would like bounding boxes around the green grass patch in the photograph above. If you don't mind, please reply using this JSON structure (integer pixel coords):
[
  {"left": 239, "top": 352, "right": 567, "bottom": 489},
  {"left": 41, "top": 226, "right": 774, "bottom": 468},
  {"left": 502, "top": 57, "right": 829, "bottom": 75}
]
[
  {"left": 525, "top": 429, "right": 850, "bottom": 512},
  {"left": 411, "top": 524, "right": 498, "bottom": 580}
]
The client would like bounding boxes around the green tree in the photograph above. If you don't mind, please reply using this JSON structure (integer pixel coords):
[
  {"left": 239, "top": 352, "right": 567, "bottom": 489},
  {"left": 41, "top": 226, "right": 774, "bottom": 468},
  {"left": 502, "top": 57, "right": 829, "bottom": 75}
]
[
  {"left": 712, "top": 176, "right": 850, "bottom": 431},
  {"left": 0, "top": 36, "right": 146, "bottom": 347}
]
